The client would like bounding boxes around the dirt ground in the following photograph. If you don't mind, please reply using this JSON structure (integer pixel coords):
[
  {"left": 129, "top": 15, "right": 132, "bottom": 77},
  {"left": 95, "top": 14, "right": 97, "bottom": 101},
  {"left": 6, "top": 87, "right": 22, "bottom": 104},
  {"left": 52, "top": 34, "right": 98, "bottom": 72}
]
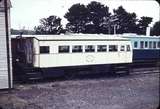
[{"left": 0, "top": 69, "right": 159, "bottom": 109}]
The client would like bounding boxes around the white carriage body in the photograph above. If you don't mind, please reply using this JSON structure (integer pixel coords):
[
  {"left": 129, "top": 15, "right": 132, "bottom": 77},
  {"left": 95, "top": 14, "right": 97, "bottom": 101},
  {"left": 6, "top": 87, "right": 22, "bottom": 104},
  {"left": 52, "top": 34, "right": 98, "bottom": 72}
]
[{"left": 12, "top": 34, "right": 133, "bottom": 68}]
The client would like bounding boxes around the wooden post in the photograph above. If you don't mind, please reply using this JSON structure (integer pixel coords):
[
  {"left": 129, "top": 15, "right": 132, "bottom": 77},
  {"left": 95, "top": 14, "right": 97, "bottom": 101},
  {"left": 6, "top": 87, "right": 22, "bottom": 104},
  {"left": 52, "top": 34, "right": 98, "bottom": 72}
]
[{"left": 4, "top": 0, "right": 12, "bottom": 89}]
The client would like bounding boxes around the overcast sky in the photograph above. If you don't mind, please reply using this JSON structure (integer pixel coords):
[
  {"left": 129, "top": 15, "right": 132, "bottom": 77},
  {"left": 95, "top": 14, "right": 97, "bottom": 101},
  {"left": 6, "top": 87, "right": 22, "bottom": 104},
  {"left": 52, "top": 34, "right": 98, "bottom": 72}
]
[{"left": 10, "top": 0, "right": 160, "bottom": 30}]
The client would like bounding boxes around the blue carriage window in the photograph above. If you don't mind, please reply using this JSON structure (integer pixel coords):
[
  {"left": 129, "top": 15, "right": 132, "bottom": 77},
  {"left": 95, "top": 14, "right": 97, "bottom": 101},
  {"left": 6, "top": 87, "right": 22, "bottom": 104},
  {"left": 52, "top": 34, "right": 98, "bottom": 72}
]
[
  {"left": 145, "top": 41, "right": 148, "bottom": 48},
  {"left": 40, "top": 46, "right": 50, "bottom": 54},
  {"left": 158, "top": 42, "right": 160, "bottom": 48},
  {"left": 149, "top": 41, "right": 152, "bottom": 49},
  {"left": 140, "top": 41, "right": 144, "bottom": 49},
  {"left": 97, "top": 45, "right": 107, "bottom": 52},
  {"left": 134, "top": 41, "right": 138, "bottom": 48},
  {"left": 153, "top": 41, "right": 156, "bottom": 48}
]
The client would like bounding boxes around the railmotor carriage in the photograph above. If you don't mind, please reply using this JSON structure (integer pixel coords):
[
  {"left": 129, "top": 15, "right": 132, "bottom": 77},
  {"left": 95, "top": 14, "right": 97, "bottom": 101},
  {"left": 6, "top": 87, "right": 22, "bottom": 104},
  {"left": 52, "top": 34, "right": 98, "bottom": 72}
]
[
  {"left": 11, "top": 34, "right": 132, "bottom": 80},
  {"left": 122, "top": 34, "right": 160, "bottom": 63}
]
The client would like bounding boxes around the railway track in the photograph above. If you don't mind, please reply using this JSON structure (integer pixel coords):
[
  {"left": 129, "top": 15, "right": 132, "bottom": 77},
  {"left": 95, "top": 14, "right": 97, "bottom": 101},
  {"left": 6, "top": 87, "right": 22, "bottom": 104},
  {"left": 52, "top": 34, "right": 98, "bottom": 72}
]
[
  {"left": 13, "top": 61, "right": 159, "bottom": 83},
  {"left": 130, "top": 67, "right": 159, "bottom": 76}
]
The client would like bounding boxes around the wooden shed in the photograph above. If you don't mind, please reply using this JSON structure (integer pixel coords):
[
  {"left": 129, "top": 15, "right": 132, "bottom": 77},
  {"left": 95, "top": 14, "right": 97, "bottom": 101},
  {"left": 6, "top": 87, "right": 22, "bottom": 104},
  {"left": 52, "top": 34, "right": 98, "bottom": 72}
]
[{"left": 0, "top": 0, "right": 12, "bottom": 89}]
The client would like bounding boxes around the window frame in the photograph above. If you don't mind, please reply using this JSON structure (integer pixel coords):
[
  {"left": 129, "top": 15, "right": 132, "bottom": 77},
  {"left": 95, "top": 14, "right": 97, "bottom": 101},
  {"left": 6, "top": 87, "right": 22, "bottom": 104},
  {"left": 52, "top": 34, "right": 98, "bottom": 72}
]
[
  {"left": 153, "top": 41, "right": 156, "bottom": 48},
  {"left": 120, "top": 45, "right": 125, "bottom": 51},
  {"left": 72, "top": 45, "right": 83, "bottom": 53},
  {"left": 58, "top": 45, "right": 70, "bottom": 53},
  {"left": 158, "top": 41, "right": 160, "bottom": 48},
  {"left": 109, "top": 45, "right": 118, "bottom": 52},
  {"left": 39, "top": 46, "right": 50, "bottom": 54},
  {"left": 134, "top": 41, "right": 138, "bottom": 48},
  {"left": 97, "top": 45, "right": 107, "bottom": 52},
  {"left": 140, "top": 41, "right": 144, "bottom": 49},
  {"left": 149, "top": 41, "right": 153, "bottom": 49},
  {"left": 85, "top": 45, "right": 95, "bottom": 53},
  {"left": 126, "top": 45, "right": 131, "bottom": 52},
  {"left": 145, "top": 41, "right": 148, "bottom": 48}
]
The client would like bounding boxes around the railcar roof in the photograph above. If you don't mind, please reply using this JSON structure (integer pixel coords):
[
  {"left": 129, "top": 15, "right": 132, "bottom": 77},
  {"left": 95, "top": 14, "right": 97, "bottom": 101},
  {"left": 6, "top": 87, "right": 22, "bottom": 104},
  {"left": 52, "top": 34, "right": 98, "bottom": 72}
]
[
  {"left": 11, "top": 34, "right": 129, "bottom": 41},
  {"left": 11, "top": 34, "right": 160, "bottom": 41},
  {"left": 121, "top": 34, "right": 160, "bottom": 39}
]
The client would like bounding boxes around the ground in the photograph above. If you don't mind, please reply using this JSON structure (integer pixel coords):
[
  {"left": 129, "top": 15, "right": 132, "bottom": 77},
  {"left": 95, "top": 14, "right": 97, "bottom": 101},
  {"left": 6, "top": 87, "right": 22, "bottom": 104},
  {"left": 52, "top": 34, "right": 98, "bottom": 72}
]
[{"left": 0, "top": 67, "right": 159, "bottom": 109}]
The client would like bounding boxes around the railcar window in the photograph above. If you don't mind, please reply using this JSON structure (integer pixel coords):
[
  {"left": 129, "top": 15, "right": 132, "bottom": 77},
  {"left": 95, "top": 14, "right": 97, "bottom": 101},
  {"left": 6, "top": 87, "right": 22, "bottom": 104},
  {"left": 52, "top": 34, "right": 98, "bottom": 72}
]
[
  {"left": 40, "top": 46, "right": 50, "bottom": 54},
  {"left": 134, "top": 41, "right": 138, "bottom": 48},
  {"left": 149, "top": 41, "right": 152, "bottom": 49},
  {"left": 145, "top": 41, "right": 148, "bottom": 48},
  {"left": 140, "top": 41, "right": 144, "bottom": 49},
  {"left": 109, "top": 45, "right": 118, "bottom": 52},
  {"left": 59, "top": 46, "right": 70, "bottom": 53},
  {"left": 158, "top": 42, "right": 160, "bottom": 48},
  {"left": 153, "top": 41, "right": 156, "bottom": 48},
  {"left": 127, "top": 45, "right": 131, "bottom": 51},
  {"left": 120, "top": 45, "right": 125, "bottom": 51},
  {"left": 72, "top": 45, "right": 83, "bottom": 53},
  {"left": 97, "top": 45, "right": 107, "bottom": 52},
  {"left": 85, "top": 45, "right": 95, "bottom": 52}
]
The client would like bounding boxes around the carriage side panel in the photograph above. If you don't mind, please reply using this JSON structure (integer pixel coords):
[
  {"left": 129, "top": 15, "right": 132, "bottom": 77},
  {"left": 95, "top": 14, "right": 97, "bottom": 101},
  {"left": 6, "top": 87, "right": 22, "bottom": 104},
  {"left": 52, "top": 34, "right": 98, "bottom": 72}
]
[{"left": 34, "top": 39, "right": 132, "bottom": 68}]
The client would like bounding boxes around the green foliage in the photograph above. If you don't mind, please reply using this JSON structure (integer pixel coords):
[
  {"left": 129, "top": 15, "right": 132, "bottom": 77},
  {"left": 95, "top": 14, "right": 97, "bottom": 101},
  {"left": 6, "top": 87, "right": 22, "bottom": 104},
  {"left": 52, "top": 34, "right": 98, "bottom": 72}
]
[
  {"left": 64, "top": 2, "right": 153, "bottom": 35},
  {"left": 33, "top": 2, "right": 154, "bottom": 35},
  {"left": 151, "top": 21, "right": 160, "bottom": 36},
  {"left": 113, "top": 6, "right": 139, "bottom": 34},
  {"left": 64, "top": 3, "right": 89, "bottom": 33},
  {"left": 34, "top": 15, "right": 65, "bottom": 34},
  {"left": 137, "top": 16, "right": 152, "bottom": 35},
  {"left": 86, "top": 1, "right": 111, "bottom": 34},
  {"left": 64, "top": 1, "right": 111, "bottom": 34}
]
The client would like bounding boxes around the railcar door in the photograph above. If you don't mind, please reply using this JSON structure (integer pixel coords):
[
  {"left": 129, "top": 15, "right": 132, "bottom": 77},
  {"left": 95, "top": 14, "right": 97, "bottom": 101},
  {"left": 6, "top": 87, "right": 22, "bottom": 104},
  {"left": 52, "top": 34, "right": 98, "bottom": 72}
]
[
  {"left": 12, "top": 37, "right": 34, "bottom": 67},
  {"left": 24, "top": 38, "right": 34, "bottom": 66}
]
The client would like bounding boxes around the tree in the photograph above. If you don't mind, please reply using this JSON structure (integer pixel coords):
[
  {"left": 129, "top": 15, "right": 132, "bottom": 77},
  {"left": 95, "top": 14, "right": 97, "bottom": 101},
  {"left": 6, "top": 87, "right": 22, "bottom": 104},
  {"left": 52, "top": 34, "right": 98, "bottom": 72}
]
[
  {"left": 64, "top": 3, "right": 89, "bottom": 33},
  {"left": 151, "top": 21, "right": 160, "bottom": 36},
  {"left": 64, "top": 1, "right": 111, "bottom": 34},
  {"left": 86, "top": 1, "right": 111, "bottom": 34},
  {"left": 65, "top": 3, "right": 153, "bottom": 35},
  {"left": 34, "top": 15, "right": 64, "bottom": 34},
  {"left": 113, "top": 6, "right": 139, "bottom": 34},
  {"left": 137, "top": 16, "right": 153, "bottom": 35}
]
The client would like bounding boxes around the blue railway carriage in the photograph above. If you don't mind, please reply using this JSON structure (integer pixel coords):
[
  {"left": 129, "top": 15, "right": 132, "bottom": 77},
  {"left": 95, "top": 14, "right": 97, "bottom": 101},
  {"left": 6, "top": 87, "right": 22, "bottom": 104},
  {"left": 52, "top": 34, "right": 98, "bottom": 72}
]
[
  {"left": 11, "top": 34, "right": 133, "bottom": 79},
  {"left": 122, "top": 34, "right": 160, "bottom": 62}
]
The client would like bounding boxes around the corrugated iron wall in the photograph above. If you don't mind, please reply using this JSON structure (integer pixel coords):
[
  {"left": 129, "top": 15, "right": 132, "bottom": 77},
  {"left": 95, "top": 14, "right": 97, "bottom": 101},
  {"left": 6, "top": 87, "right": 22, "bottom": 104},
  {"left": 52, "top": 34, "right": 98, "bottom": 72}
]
[{"left": 0, "top": 0, "right": 12, "bottom": 89}]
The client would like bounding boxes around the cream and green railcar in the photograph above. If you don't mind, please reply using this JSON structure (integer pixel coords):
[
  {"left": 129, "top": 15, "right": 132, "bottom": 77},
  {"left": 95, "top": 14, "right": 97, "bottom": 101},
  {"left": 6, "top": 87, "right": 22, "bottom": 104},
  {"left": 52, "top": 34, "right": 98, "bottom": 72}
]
[{"left": 12, "top": 34, "right": 132, "bottom": 78}]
